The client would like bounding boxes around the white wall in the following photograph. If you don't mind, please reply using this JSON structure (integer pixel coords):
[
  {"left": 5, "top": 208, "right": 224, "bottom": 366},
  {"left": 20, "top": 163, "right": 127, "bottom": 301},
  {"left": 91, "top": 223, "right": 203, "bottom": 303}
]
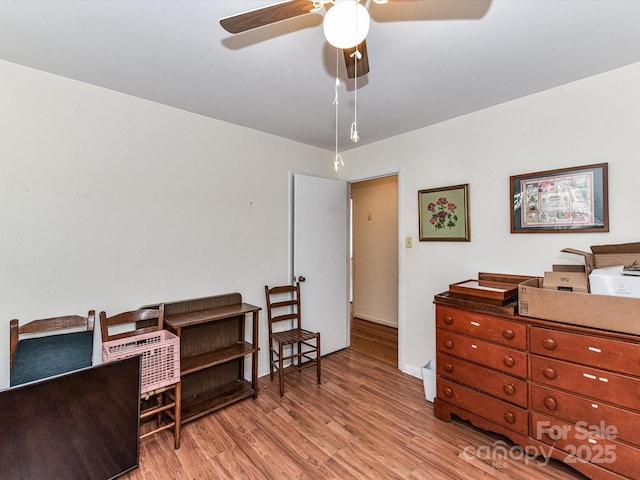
[
  {"left": 3, "top": 58, "right": 639, "bottom": 391},
  {"left": 351, "top": 176, "right": 398, "bottom": 327},
  {"left": 342, "top": 62, "right": 640, "bottom": 378},
  {"left": 0, "top": 60, "right": 333, "bottom": 388}
]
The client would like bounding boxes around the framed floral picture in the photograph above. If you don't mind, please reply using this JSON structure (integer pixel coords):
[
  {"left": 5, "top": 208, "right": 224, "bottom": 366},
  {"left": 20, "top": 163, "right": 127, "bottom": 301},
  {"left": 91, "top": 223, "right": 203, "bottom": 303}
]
[{"left": 418, "top": 183, "right": 470, "bottom": 241}]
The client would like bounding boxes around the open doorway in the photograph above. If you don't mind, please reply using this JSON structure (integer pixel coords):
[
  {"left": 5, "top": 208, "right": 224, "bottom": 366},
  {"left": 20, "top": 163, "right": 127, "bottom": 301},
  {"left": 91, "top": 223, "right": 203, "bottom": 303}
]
[{"left": 349, "top": 175, "right": 398, "bottom": 367}]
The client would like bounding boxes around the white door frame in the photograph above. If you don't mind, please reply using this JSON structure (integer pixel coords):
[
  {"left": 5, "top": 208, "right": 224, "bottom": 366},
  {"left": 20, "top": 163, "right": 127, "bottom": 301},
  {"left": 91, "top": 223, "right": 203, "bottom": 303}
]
[{"left": 346, "top": 166, "right": 403, "bottom": 370}]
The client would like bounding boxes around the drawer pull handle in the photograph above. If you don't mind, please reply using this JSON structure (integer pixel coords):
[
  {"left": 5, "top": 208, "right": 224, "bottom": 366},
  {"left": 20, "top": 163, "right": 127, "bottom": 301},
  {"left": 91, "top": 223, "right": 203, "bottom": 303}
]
[
  {"left": 588, "top": 438, "right": 597, "bottom": 445},
  {"left": 503, "top": 356, "right": 515, "bottom": 368},
  {"left": 444, "top": 363, "right": 454, "bottom": 373},
  {"left": 471, "top": 344, "right": 478, "bottom": 349},
  {"left": 583, "top": 373, "right": 597, "bottom": 380},
  {"left": 543, "top": 396, "right": 558, "bottom": 410},
  {"left": 444, "top": 339, "right": 454, "bottom": 349},
  {"left": 591, "top": 403, "right": 599, "bottom": 409},
  {"left": 443, "top": 387, "right": 453, "bottom": 397},
  {"left": 599, "top": 377, "right": 609, "bottom": 383},
  {"left": 542, "top": 338, "right": 556, "bottom": 350},
  {"left": 444, "top": 316, "right": 453, "bottom": 325},
  {"left": 588, "top": 346, "right": 602, "bottom": 353},
  {"left": 470, "top": 321, "right": 480, "bottom": 327},
  {"left": 503, "top": 412, "right": 516, "bottom": 424},
  {"left": 503, "top": 383, "right": 515, "bottom": 395},
  {"left": 543, "top": 367, "right": 557, "bottom": 379},
  {"left": 502, "top": 329, "right": 515, "bottom": 340}
]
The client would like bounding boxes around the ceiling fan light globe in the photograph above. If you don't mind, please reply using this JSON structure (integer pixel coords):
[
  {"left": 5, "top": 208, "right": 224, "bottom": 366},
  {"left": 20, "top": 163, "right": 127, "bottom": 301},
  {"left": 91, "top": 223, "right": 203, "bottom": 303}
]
[{"left": 323, "top": 1, "right": 370, "bottom": 49}]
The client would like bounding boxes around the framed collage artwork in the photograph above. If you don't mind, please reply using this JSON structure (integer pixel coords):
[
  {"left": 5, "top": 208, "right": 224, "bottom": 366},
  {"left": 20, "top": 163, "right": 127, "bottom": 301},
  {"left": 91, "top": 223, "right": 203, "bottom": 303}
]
[{"left": 510, "top": 163, "right": 609, "bottom": 233}]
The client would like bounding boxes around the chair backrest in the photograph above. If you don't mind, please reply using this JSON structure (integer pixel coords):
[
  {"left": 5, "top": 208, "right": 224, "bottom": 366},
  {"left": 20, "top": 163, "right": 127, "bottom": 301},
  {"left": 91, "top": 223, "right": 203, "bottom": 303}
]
[
  {"left": 264, "top": 283, "right": 302, "bottom": 337},
  {"left": 9, "top": 310, "right": 95, "bottom": 372},
  {"left": 99, "top": 304, "right": 165, "bottom": 343}
]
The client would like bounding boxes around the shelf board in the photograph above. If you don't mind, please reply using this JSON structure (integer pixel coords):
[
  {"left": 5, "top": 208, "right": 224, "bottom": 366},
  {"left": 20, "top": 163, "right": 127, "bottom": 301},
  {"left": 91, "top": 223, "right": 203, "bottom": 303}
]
[
  {"left": 180, "top": 380, "right": 255, "bottom": 424},
  {"left": 165, "top": 303, "right": 261, "bottom": 329},
  {"left": 180, "top": 342, "right": 255, "bottom": 375}
]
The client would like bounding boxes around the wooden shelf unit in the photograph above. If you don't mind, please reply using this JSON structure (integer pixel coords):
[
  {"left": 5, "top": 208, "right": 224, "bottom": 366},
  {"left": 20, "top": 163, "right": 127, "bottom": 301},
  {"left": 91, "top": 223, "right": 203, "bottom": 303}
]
[{"left": 161, "top": 293, "right": 260, "bottom": 425}]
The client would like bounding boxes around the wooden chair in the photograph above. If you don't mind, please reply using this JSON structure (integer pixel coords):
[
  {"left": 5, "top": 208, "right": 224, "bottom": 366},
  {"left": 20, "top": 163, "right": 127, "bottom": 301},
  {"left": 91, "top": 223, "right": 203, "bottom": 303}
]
[
  {"left": 100, "top": 305, "right": 165, "bottom": 343},
  {"left": 100, "top": 305, "right": 181, "bottom": 449},
  {"left": 264, "top": 283, "right": 321, "bottom": 397},
  {"left": 9, "top": 310, "right": 95, "bottom": 387}
]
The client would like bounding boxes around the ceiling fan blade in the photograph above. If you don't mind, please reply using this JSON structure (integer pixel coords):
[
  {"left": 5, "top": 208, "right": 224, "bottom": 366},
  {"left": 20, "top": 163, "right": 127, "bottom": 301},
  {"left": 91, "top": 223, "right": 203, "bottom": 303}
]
[
  {"left": 343, "top": 40, "right": 370, "bottom": 79},
  {"left": 370, "top": 0, "right": 491, "bottom": 22},
  {"left": 220, "top": 0, "right": 315, "bottom": 34}
]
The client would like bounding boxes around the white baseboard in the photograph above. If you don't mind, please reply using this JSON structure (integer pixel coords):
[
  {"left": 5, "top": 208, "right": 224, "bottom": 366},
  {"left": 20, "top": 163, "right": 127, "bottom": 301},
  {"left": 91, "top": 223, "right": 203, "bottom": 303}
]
[
  {"left": 353, "top": 313, "right": 397, "bottom": 328},
  {"left": 401, "top": 364, "right": 422, "bottom": 379}
]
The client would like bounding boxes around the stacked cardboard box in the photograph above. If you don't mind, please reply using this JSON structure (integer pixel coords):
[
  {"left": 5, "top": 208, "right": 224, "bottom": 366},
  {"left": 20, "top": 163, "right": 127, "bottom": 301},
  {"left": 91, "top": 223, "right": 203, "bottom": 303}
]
[{"left": 518, "top": 242, "right": 640, "bottom": 335}]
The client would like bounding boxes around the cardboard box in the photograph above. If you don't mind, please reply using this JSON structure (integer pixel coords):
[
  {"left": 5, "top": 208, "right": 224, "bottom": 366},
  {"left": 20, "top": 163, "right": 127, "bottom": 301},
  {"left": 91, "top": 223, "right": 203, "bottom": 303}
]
[
  {"left": 562, "top": 242, "right": 640, "bottom": 274},
  {"left": 552, "top": 264, "right": 586, "bottom": 273},
  {"left": 518, "top": 277, "right": 640, "bottom": 335},
  {"left": 589, "top": 265, "right": 640, "bottom": 298},
  {"left": 543, "top": 271, "right": 588, "bottom": 293}
]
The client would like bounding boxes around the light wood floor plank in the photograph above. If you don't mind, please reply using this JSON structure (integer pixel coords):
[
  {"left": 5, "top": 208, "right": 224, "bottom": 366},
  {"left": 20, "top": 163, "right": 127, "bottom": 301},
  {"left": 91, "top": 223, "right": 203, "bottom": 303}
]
[
  {"left": 350, "top": 317, "right": 398, "bottom": 366},
  {"left": 123, "top": 348, "right": 583, "bottom": 480}
]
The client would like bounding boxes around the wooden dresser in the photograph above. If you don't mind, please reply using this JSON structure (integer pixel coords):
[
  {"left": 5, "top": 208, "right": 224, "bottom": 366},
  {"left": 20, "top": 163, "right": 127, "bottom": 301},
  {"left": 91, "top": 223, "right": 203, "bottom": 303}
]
[{"left": 434, "top": 299, "right": 640, "bottom": 480}]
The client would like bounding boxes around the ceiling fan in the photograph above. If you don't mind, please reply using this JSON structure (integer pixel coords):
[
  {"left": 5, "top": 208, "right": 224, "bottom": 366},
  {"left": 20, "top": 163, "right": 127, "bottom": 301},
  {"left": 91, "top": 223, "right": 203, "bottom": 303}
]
[{"left": 220, "top": 0, "right": 426, "bottom": 79}]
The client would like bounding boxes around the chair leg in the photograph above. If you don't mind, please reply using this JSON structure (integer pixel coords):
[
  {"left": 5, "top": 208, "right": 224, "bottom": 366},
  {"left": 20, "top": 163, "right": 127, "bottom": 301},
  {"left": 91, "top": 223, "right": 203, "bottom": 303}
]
[
  {"left": 279, "top": 343, "right": 285, "bottom": 397},
  {"left": 316, "top": 336, "right": 321, "bottom": 385},
  {"left": 269, "top": 339, "right": 274, "bottom": 380},
  {"left": 156, "top": 392, "right": 163, "bottom": 428},
  {"left": 173, "top": 381, "right": 181, "bottom": 450}
]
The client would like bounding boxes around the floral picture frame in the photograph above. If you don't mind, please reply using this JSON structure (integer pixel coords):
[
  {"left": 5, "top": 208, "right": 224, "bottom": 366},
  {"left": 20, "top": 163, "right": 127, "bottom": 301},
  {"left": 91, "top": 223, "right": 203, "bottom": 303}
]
[
  {"left": 510, "top": 163, "right": 609, "bottom": 233},
  {"left": 418, "top": 183, "right": 470, "bottom": 241}
]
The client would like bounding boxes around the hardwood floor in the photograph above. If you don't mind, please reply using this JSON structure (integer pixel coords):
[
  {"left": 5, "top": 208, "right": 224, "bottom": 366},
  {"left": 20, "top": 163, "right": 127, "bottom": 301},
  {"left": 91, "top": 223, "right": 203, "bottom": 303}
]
[
  {"left": 124, "top": 349, "right": 584, "bottom": 480},
  {"left": 350, "top": 317, "right": 398, "bottom": 367}
]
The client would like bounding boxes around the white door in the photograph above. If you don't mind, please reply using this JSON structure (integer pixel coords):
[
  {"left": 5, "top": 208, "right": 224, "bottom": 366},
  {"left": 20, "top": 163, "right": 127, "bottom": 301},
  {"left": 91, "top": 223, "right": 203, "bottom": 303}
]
[{"left": 292, "top": 173, "right": 349, "bottom": 355}]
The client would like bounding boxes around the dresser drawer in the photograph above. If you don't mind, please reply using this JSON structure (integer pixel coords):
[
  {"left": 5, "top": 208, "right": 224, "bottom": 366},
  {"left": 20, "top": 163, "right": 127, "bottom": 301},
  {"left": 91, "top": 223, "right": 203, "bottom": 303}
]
[
  {"left": 531, "top": 383, "right": 640, "bottom": 448},
  {"left": 437, "top": 352, "right": 527, "bottom": 407},
  {"left": 437, "top": 377, "right": 528, "bottom": 435},
  {"left": 438, "top": 329, "right": 527, "bottom": 378},
  {"left": 531, "top": 326, "right": 640, "bottom": 377},
  {"left": 436, "top": 306, "right": 526, "bottom": 349},
  {"left": 532, "top": 412, "right": 640, "bottom": 480},
  {"left": 530, "top": 355, "right": 640, "bottom": 412}
]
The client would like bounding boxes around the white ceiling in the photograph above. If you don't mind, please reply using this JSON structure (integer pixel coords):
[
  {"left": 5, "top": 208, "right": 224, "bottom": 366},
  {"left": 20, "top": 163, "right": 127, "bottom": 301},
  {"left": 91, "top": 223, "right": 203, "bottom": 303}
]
[{"left": 1, "top": 0, "right": 640, "bottom": 152}]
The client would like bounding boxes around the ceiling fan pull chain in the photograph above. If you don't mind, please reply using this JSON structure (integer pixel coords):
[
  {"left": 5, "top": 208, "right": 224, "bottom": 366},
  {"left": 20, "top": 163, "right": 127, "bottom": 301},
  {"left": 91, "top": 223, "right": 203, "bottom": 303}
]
[
  {"left": 350, "top": 1, "right": 361, "bottom": 144},
  {"left": 351, "top": 45, "right": 360, "bottom": 143},
  {"left": 334, "top": 47, "right": 343, "bottom": 172},
  {"left": 334, "top": 75, "right": 343, "bottom": 171}
]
